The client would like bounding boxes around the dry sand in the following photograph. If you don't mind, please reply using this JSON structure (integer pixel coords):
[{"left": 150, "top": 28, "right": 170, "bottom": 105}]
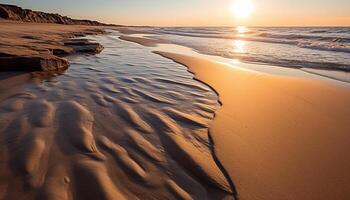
[
  {"left": 155, "top": 51, "right": 350, "bottom": 200},
  {"left": 0, "top": 20, "right": 104, "bottom": 57}
]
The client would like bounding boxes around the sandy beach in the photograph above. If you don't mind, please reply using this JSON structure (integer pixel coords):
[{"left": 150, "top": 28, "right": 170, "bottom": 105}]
[
  {"left": 1, "top": 3, "right": 350, "bottom": 200},
  {"left": 156, "top": 51, "right": 350, "bottom": 200},
  {"left": 0, "top": 21, "right": 235, "bottom": 200},
  {"left": 120, "top": 34, "right": 350, "bottom": 200}
]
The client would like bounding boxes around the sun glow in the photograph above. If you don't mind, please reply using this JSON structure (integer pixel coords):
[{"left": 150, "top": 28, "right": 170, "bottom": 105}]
[
  {"left": 231, "top": 0, "right": 254, "bottom": 20},
  {"left": 233, "top": 40, "right": 246, "bottom": 54},
  {"left": 237, "top": 26, "right": 248, "bottom": 33}
]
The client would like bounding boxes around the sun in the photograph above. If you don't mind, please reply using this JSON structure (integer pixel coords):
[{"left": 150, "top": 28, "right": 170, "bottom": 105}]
[{"left": 231, "top": 0, "right": 254, "bottom": 19}]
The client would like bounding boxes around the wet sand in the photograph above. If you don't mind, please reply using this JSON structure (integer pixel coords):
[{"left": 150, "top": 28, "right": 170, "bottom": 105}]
[
  {"left": 2, "top": 23, "right": 350, "bottom": 200},
  {"left": 120, "top": 34, "right": 350, "bottom": 200},
  {"left": 0, "top": 29, "right": 234, "bottom": 200},
  {"left": 154, "top": 52, "right": 350, "bottom": 200},
  {"left": 119, "top": 35, "right": 164, "bottom": 47}
]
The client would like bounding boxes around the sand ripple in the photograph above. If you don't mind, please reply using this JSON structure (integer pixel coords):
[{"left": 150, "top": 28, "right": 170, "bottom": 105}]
[{"left": 0, "top": 33, "right": 233, "bottom": 199}]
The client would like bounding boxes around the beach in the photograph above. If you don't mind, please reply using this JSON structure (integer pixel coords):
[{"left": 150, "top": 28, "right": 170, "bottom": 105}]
[
  {"left": 1, "top": 11, "right": 350, "bottom": 200},
  {"left": 155, "top": 51, "right": 350, "bottom": 200},
  {"left": 0, "top": 21, "right": 234, "bottom": 200},
  {"left": 117, "top": 31, "right": 350, "bottom": 199}
]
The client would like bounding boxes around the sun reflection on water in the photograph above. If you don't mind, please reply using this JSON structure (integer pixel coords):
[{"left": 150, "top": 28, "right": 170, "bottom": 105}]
[
  {"left": 236, "top": 26, "right": 249, "bottom": 37},
  {"left": 237, "top": 26, "right": 248, "bottom": 33},
  {"left": 233, "top": 39, "right": 246, "bottom": 53},
  {"left": 231, "top": 59, "right": 241, "bottom": 65}
]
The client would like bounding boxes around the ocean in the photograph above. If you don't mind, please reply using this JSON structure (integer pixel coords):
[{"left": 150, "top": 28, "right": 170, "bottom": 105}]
[{"left": 141, "top": 26, "right": 350, "bottom": 71}]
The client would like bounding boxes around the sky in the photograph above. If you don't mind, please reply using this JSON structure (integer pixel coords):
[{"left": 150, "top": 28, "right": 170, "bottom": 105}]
[{"left": 2, "top": 0, "right": 350, "bottom": 26}]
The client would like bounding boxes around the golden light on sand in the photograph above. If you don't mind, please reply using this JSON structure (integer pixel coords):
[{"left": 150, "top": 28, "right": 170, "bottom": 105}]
[{"left": 231, "top": 0, "right": 254, "bottom": 19}]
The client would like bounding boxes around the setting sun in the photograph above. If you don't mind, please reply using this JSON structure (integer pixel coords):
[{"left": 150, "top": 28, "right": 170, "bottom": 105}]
[{"left": 231, "top": 0, "right": 254, "bottom": 19}]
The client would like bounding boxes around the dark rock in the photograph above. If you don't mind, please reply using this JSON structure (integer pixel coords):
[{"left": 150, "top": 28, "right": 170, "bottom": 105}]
[
  {"left": 21, "top": 35, "right": 41, "bottom": 40},
  {"left": 73, "top": 32, "right": 87, "bottom": 37},
  {"left": 0, "top": 52, "right": 14, "bottom": 57},
  {"left": 85, "top": 29, "right": 106, "bottom": 35},
  {"left": 63, "top": 39, "right": 90, "bottom": 46},
  {"left": 51, "top": 48, "right": 73, "bottom": 56},
  {"left": 0, "top": 6, "right": 8, "bottom": 19},
  {"left": 0, "top": 55, "right": 69, "bottom": 72},
  {"left": 73, "top": 43, "right": 104, "bottom": 53},
  {"left": 0, "top": 4, "right": 114, "bottom": 26},
  {"left": 64, "top": 39, "right": 104, "bottom": 54}
]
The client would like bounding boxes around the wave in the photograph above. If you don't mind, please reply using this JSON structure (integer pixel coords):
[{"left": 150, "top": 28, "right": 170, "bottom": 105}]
[
  {"left": 151, "top": 27, "right": 350, "bottom": 53},
  {"left": 222, "top": 53, "right": 350, "bottom": 71},
  {"left": 297, "top": 41, "right": 350, "bottom": 53},
  {"left": 257, "top": 32, "right": 350, "bottom": 43},
  {"left": 139, "top": 27, "right": 350, "bottom": 71}
]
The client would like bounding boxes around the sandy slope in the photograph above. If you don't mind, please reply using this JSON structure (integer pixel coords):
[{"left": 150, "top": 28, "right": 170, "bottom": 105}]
[{"left": 155, "top": 51, "right": 350, "bottom": 200}]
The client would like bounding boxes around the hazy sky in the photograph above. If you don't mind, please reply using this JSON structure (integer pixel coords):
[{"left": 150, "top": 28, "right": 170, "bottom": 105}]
[{"left": 2, "top": 0, "right": 350, "bottom": 26}]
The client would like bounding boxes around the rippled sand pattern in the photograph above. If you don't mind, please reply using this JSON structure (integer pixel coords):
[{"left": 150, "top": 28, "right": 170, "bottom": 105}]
[{"left": 0, "top": 32, "right": 233, "bottom": 199}]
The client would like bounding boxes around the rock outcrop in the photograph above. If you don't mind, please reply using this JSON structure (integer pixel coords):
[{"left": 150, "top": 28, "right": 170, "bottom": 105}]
[
  {"left": 0, "top": 4, "right": 110, "bottom": 26},
  {"left": 64, "top": 39, "right": 104, "bottom": 54},
  {"left": 0, "top": 4, "right": 108, "bottom": 72},
  {"left": 0, "top": 55, "right": 69, "bottom": 71},
  {"left": 0, "top": 38, "right": 105, "bottom": 72}
]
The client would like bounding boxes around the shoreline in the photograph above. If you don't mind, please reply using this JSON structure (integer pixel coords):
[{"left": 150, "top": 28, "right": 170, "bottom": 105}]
[
  {"left": 155, "top": 51, "right": 350, "bottom": 200},
  {"left": 153, "top": 51, "right": 235, "bottom": 195},
  {"left": 120, "top": 33, "right": 350, "bottom": 200},
  {"left": 118, "top": 28, "right": 350, "bottom": 83}
]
